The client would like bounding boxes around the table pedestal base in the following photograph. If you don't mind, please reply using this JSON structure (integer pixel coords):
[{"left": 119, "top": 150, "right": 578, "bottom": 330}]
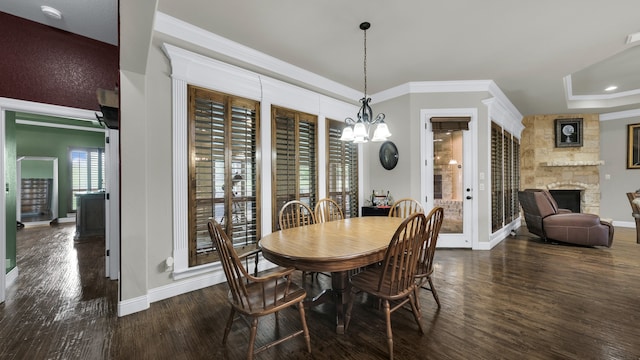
[{"left": 303, "top": 271, "right": 350, "bottom": 334}]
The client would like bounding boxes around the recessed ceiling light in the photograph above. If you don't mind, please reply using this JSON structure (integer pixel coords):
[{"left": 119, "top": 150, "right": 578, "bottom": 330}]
[
  {"left": 605, "top": 85, "right": 618, "bottom": 92},
  {"left": 41, "top": 5, "right": 63, "bottom": 20}
]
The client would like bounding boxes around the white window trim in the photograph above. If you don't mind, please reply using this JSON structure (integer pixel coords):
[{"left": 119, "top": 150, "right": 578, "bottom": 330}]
[{"left": 162, "top": 43, "right": 355, "bottom": 279}]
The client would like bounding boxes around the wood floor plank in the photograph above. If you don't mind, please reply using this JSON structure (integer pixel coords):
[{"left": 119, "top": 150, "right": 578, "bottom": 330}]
[{"left": 1, "top": 223, "right": 639, "bottom": 359}]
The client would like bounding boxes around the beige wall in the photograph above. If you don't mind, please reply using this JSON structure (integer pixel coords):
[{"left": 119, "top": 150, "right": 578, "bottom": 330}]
[
  {"left": 371, "top": 92, "right": 494, "bottom": 244},
  {"left": 600, "top": 114, "right": 640, "bottom": 221}
]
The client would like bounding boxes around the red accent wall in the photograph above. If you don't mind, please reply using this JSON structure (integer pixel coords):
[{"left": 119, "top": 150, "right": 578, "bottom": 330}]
[{"left": 0, "top": 12, "right": 118, "bottom": 111}]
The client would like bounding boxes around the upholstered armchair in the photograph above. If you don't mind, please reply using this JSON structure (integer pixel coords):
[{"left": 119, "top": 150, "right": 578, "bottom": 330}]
[
  {"left": 626, "top": 192, "right": 640, "bottom": 244},
  {"left": 518, "top": 189, "right": 614, "bottom": 247}
]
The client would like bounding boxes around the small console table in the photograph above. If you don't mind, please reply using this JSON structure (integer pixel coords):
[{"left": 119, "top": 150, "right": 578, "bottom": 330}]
[
  {"left": 75, "top": 192, "right": 105, "bottom": 240},
  {"left": 361, "top": 206, "right": 391, "bottom": 217}
]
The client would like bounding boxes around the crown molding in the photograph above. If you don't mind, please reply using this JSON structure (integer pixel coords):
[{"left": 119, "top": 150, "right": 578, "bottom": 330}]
[
  {"left": 564, "top": 75, "right": 640, "bottom": 109},
  {"left": 155, "top": 12, "right": 523, "bottom": 119},
  {"left": 155, "top": 12, "right": 362, "bottom": 102},
  {"left": 600, "top": 108, "right": 640, "bottom": 121}
]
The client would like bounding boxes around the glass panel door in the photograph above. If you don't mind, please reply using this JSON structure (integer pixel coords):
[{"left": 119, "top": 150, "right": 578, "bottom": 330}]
[{"left": 433, "top": 130, "right": 464, "bottom": 234}]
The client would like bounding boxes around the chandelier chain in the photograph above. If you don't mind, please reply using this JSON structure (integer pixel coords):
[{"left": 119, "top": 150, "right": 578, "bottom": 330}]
[{"left": 363, "top": 27, "right": 367, "bottom": 97}]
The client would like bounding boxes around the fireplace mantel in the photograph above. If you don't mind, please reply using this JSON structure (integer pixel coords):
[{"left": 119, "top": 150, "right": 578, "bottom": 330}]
[{"left": 540, "top": 160, "right": 605, "bottom": 167}]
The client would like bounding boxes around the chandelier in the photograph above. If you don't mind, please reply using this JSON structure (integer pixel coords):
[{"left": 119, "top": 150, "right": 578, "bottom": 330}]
[{"left": 340, "top": 22, "right": 391, "bottom": 143}]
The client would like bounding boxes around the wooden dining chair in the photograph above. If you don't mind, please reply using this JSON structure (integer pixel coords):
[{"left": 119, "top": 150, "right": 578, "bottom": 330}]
[
  {"left": 278, "top": 200, "right": 316, "bottom": 230},
  {"left": 208, "top": 220, "right": 311, "bottom": 360},
  {"left": 414, "top": 206, "right": 444, "bottom": 313},
  {"left": 345, "top": 212, "right": 428, "bottom": 360},
  {"left": 279, "top": 200, "right": 319, "bottom": 281},
  {"left": 388, "top": 198, "right": 424, "bottom": 219},
  {"left": 314, "top": 198, "right": 344, "bottom": 223}
]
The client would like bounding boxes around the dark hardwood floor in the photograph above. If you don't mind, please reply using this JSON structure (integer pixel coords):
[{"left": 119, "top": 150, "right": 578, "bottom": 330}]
[{"left": 2, "top": 223, "right": 639, "bottom": 359}]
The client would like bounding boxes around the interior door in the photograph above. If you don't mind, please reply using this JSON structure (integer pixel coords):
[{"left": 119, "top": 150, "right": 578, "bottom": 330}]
[
  {"left": 421, "top": 110, "right": 475, "bottom": 248},
  {"left": 104, "top": 129, "right": 120, "bottom": 280}
]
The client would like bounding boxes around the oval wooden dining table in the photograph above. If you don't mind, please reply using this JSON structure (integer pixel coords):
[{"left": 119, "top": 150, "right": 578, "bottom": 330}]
[{"left": 259, "top": 216, "right": 404, "bottom": 334}]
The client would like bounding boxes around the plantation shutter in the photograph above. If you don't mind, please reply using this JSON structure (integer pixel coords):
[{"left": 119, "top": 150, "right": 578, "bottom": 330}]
[
  {"left": 188, "top": 86, "right": 259, "bottom": 266},
  {"left": 512, "top": 138, "right": 520, "bottom": 220},
  {"left": 504, "top": 131, "right": 513, "bottom": 224},
  {"left": 272, "top": 106, "right": 318, "bottom": 230},
  {"left": 491, "top": 122, "right": 503, "bottom": 232},
  {"left": 327, "top": 119, "right": 359, "bottom": 218}
]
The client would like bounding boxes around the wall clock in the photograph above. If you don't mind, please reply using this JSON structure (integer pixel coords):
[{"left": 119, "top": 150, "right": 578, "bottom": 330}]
[{"left": 379, "top": 141, "right": 399, "bottom": 170}]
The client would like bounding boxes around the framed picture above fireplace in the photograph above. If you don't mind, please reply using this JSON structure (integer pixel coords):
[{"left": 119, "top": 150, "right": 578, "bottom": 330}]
[
  {"left": 555, "top": 118, "right": 583, "bottom": 148},
  {"left": 627, "top": 123, "right": 640, "bottom": 169}
]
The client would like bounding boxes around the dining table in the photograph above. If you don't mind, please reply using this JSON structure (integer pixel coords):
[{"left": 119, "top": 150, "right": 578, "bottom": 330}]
[{"left": 259, "top": 216, "right": 405, "bottom": 334}]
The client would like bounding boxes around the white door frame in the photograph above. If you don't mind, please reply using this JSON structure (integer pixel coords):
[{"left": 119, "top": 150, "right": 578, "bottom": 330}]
[
  {"left": 105, "top": 129, "right": 120, "bottom": 280},
  {"left": 0, "top": 97, "right": 119, "bottom": 303},
  {"left": 420, "top": 108, "right": 478, "bottom": 249}
]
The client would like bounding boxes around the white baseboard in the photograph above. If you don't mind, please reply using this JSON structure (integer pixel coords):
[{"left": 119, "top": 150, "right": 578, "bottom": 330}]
[
  {"left": 117, "top": 295, "right": 149, "bottom": 317},
  {"left": 613, "top": 221, "right": 634, "bottom": 228},
  {"left": 118, "top": 257, "right": 279, "bottom": 317},
  {"left": 5, "top": 266, "right": 18, "bottom": 288}
]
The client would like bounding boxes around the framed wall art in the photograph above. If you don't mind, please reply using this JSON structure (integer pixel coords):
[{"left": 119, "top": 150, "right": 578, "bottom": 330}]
[
  {"left": 627, "top": 123, "right": 640, "bottom": 169},
  {"left": 555, "top": 118, "right": 583, "bottom": 148}
]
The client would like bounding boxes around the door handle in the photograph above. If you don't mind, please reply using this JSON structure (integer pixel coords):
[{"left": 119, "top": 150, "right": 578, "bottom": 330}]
[{"left": 466, "top": 196, "right": 472, "bottom": 200}]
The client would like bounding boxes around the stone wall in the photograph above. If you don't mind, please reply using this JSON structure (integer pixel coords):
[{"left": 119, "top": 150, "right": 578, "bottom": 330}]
[{"left": 520, "top": 114, "right": 602, "bottom": 215}]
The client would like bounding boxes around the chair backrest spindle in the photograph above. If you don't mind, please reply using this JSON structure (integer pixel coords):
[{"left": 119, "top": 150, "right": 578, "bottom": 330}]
[
  {"left": 388, "top": 198, "right": 424, "bottom": 219},
  {"left": 314, "top": 198, "right": 344, "bottom": 223},
  {"left": 279, "top": 200, "right": 315, "bottom": 230}
]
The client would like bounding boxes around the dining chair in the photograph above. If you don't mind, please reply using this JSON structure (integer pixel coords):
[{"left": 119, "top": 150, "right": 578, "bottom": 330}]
[
  {"left": 278, "top": 200, "right": 317, "bottom": 280},
  {"left": 207, "top": 219, "right": 311, "bottom": 360},
  {"left": 314, "top": 198, "right": 344, "bottom": 223},
  {"left": 388, "top": 198, "right": 424, "bottom": 218},
  {"left": 345, "top": 212, "right": 428, "bottom": 360},
  {"left": 414, "top": 206, "right": 444, "bottom": 313},
  {"left": 278, "top": 200, "right": 316, "bottom": 230}
]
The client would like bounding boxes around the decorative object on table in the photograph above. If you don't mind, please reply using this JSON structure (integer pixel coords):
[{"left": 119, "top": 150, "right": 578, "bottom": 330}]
[
  {"left": 371, "top": 190, "right": 392, "bottom": 206},
  {"left": 207, "top": 220, "right": 311, "bottom": 359},
  {"left": 340, "top": 22, "right": 391, "bottom": 143},
  {"left": 626, "top": 123, "right": 640, "bottom": 169},
  {"left": 379, "top": 141, "right": 399, "bottom": 170},
  {"left": 554, "top": 118, "right": 583, "bottom": 147}
]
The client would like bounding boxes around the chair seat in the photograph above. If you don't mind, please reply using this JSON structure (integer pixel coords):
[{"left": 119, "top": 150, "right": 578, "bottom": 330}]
[
  {"left": 350, "top": 266, "right": 416, "bottom": 301},
  {"left": 229, "top": 281, "right": 307, "bottom": 316}
]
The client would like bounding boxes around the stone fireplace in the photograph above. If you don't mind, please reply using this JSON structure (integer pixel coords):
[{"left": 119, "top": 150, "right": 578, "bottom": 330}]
[
  {"left": 549, "top": 189, "right": 581, "bottom": 213},
  {"left": 520, "top": 114, "right": 602, "bottom": 215}
]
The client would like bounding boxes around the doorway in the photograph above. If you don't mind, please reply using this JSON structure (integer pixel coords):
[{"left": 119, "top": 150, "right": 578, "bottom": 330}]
[
  {"left": 421, "top": 109, "right": 477, "bottom": 248},
  {"left": 0, "top": 98, "right": 120, "bottom": 303},
  {"left": 17, "top": 157, "right": 58, "bottom": 224}
]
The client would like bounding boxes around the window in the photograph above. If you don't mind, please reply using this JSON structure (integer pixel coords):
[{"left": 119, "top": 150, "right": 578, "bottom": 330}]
[
  {"left": 271, "top": 106, "right": 317, "bottom": 230},
  {"left": 69, "top": 147, "right": 104, "bottom": 211},
  {"left": 188, "top": 86, "right": 260, "bottom": 266},
  {"left": 327, "top": 119, "right": 359, "bottom": 218}
]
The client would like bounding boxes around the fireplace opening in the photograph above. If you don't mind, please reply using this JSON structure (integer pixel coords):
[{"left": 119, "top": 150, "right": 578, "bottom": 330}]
[{"left": 549, "top": 190, "right": 581, "bottom": 213}]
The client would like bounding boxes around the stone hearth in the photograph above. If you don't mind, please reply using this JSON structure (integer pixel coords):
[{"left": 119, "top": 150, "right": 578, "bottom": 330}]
[{"left": 520, "top": 114, "right": 602, "bottom": 215}]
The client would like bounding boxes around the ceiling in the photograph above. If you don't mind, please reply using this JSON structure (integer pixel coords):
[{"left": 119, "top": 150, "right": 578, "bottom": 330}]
[{"left": 4, "top": 0, "right": 640, "bottom": 116}]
